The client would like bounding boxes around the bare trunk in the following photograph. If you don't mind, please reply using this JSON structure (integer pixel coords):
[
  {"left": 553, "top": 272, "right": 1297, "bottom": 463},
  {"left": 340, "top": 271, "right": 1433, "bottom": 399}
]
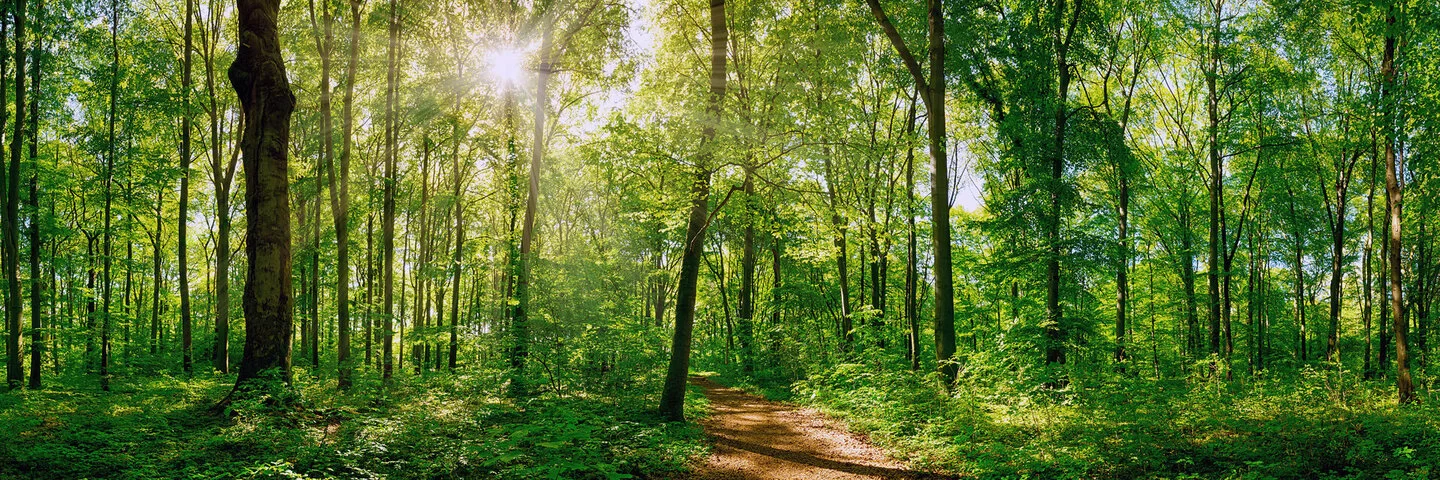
[
  {"left": 659, "top": 0, "right": 727, "bottom": 421},
  {"left": 380, "top": 0, "right": 399, "bottom": 381},
  {"left": 1380, "top": 4, "right": 1411, "bottom": 403},
  {"left": 737, "top": 169, "right": 756, "bottom": 373}
]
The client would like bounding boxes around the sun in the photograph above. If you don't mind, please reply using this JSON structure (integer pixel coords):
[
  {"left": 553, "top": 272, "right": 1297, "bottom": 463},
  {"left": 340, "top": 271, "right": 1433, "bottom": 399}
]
[{"left": 485, "top": 47, "right": 527, "bottom": 88}]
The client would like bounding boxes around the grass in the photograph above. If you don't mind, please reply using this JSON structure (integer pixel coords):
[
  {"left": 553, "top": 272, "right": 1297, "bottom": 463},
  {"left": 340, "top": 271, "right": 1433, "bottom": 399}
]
[
  {"left": 777, "top": 363, "right": 1440, "bottom": 479},
  {"left": 0, "top": 369, "right": 708, "bottom": 479}
]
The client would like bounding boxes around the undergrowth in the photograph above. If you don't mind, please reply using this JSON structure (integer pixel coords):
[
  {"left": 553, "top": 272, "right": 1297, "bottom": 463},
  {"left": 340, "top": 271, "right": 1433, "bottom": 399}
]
[
  {"left": 776, "top": 360, "right": 1439, "bottom": 479},
  {"left": 0, "top": 369, "right": 707, "bottom": 479}
]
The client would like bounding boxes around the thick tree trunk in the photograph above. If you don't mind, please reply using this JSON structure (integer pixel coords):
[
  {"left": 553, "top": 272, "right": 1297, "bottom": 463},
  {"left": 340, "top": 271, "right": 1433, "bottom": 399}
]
[
  {"left": 229, "top": 0, "right": 297, "bottom": 387},
  {"left": 659, "top": 0, "right": 726, "bottom": 422}
]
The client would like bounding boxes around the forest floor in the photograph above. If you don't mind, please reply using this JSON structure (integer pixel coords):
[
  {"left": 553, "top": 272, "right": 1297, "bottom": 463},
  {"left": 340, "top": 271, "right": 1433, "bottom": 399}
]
[{"left": 686, "top": 376, "right": 949, "bottom": 479}]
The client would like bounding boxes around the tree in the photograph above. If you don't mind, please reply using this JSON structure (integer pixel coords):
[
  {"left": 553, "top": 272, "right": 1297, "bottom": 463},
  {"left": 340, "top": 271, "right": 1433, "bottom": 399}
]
[
  {"left": 100, "top": 0, "right": 118, "bottom": 392},
  {"left": 26, "top": 0, "right": 44, "bottom": 390},
  {"left": 198, "top": 0, "right": 238, "bottom": 374},
  {"left": 380, "top": 0, "right": 399, "bottom": 382},
  {"left": 308, "top": 0, "right": 350, "bottom": 389},
  {"left": 230, "top": 0, "right": 297, "bottom": 387},
  {"left": 6, "top": 0, "right": 28, "bottom": 391},
  {"left": 179, "top": 0, "right": 195, "bottom": 375},
  {"left": 1379, "top": 0, "right": 1412, "bottom": 405},
  {"left": 866, "top": 0, "right": 955, "bottom": 385},
  {"left": 658, "top": 0, "right": 728, "bottom": 422}
]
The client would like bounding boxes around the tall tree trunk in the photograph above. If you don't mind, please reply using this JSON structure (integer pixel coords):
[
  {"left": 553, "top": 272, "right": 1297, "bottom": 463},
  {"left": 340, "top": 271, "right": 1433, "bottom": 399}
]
[
  {"left": 310, "top": 150, "right": 321, "bottom": 369},
  {"left": 821, "top": 148, "right": 851, "bottom": 348},
  {"left": 415, "top": 138, "right": 431, "bottom": 375},
  {"left": 203, "top": 0, "right": 236, "bottom": 374},
  {"left": 6, "top": 0, "right": 27, "bottom": 390},
  {"left": 770, "top": 234, "right": 782, "bottom": 357},
  {"left": 99, "top": 0, "right": 115, "bottom": 392},
  {"left": 448, "top": 69, "right": 463, "bottom": 372},
  {"left": 365, "top": 212, "right": 373, "bottom": 365},
  {"left": 85, "top": 233, "right": 95, "bottom": 372},
  {"left": 903, "top": 99, "right": 919, "bottom": 371},
  {"left": 309, "top": 0, "right": 345, "bottom": 384},
  {"left": 380, "top": 0, "right": 399, "bottom": 381},
  {"left": 737, "top": 168, "right": 755, "bottom": 374},
  {"left": 512, "top": 22, "right": 555, "bottom": 394},
  {"left": 25, "top": 0, "right": 42, "bottom": 390},
  {"left": 866, "top": 0, "right": 953, "bottom": 384},
  {"left": 1363, "top": 144, "right": 1376, "bottom": 378},
  {"left": 1379, "top": 203, "right": 1389, "bottom": 373},
  {"left": 178, "top": 0, "right": 195, "bottom": 375},
  {"left": 23, "top": 0, "right": 42, "bottom": 389},
  {"left": 1325, "top": 151, "right": 1358, "bottom": 362},
  {"left": 1290, "top": 201, "right": 1306, "bottom": 363},
  {"left": 1380, "top": 3, "right": 1411, "bottom": 403},
  {"left": 659, "top": 0, "right": 727, "bottom": 421},
  {"left": 1045, "top": 0, "right": 1081, "bottom": 368},
  {"left": 1181, "top": 207, "right": 1199, "bottom": 358},
  {"left": 230, "top": 0, "right": 297, "bottom": 387},
  {"left": 334, "top": 0, "right": 361, "bottom": 385},
  {"left": 150, "top": 192, "right": 162, "bottom": 358},
  {"left": 1205, "top": 0, "right": 1224, "bottom": 358}
]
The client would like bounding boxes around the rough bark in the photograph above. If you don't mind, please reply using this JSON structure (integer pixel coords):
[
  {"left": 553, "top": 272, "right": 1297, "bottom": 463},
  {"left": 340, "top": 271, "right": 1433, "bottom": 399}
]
[{"left": 229, "top": 0, "right": 297, "bottom": 386}]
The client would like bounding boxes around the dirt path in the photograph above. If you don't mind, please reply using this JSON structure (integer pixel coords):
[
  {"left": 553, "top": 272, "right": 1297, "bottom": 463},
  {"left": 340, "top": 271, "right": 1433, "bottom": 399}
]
[{"left": 687, "top": 377, "right": 947, "bottom": 479}]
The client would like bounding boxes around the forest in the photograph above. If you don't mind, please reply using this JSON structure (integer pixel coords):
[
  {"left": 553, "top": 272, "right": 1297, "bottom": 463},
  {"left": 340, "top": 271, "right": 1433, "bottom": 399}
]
[{"left": 0, "top": 0, "right": 1438, "bottom": 477}]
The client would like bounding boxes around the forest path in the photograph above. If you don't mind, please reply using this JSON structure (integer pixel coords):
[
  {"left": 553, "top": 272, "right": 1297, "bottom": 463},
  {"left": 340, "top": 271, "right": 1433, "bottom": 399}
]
[{"left": 687, "top": 376, "right": 947, "bottom": 479}]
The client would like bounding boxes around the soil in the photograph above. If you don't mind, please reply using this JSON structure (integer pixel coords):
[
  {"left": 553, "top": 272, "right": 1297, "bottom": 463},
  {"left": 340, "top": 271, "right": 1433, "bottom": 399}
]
[{"left": 685, "top": 376, "right": 950, "bottom": 479}]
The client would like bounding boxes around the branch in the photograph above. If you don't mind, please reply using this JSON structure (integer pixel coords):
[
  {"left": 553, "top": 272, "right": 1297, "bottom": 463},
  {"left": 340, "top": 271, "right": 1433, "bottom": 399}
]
[{"left": 863, "top": 0, "right": 929, "bottom": 100}]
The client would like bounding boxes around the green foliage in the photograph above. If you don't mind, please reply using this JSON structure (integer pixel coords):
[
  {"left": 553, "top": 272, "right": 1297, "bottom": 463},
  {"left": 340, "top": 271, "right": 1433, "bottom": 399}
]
[
  {"left": 0, "top": 370, "right": 706, "bottom": 479},
  {"left": 784, "top": 363, "right": 1440, "bottom": 479}
]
